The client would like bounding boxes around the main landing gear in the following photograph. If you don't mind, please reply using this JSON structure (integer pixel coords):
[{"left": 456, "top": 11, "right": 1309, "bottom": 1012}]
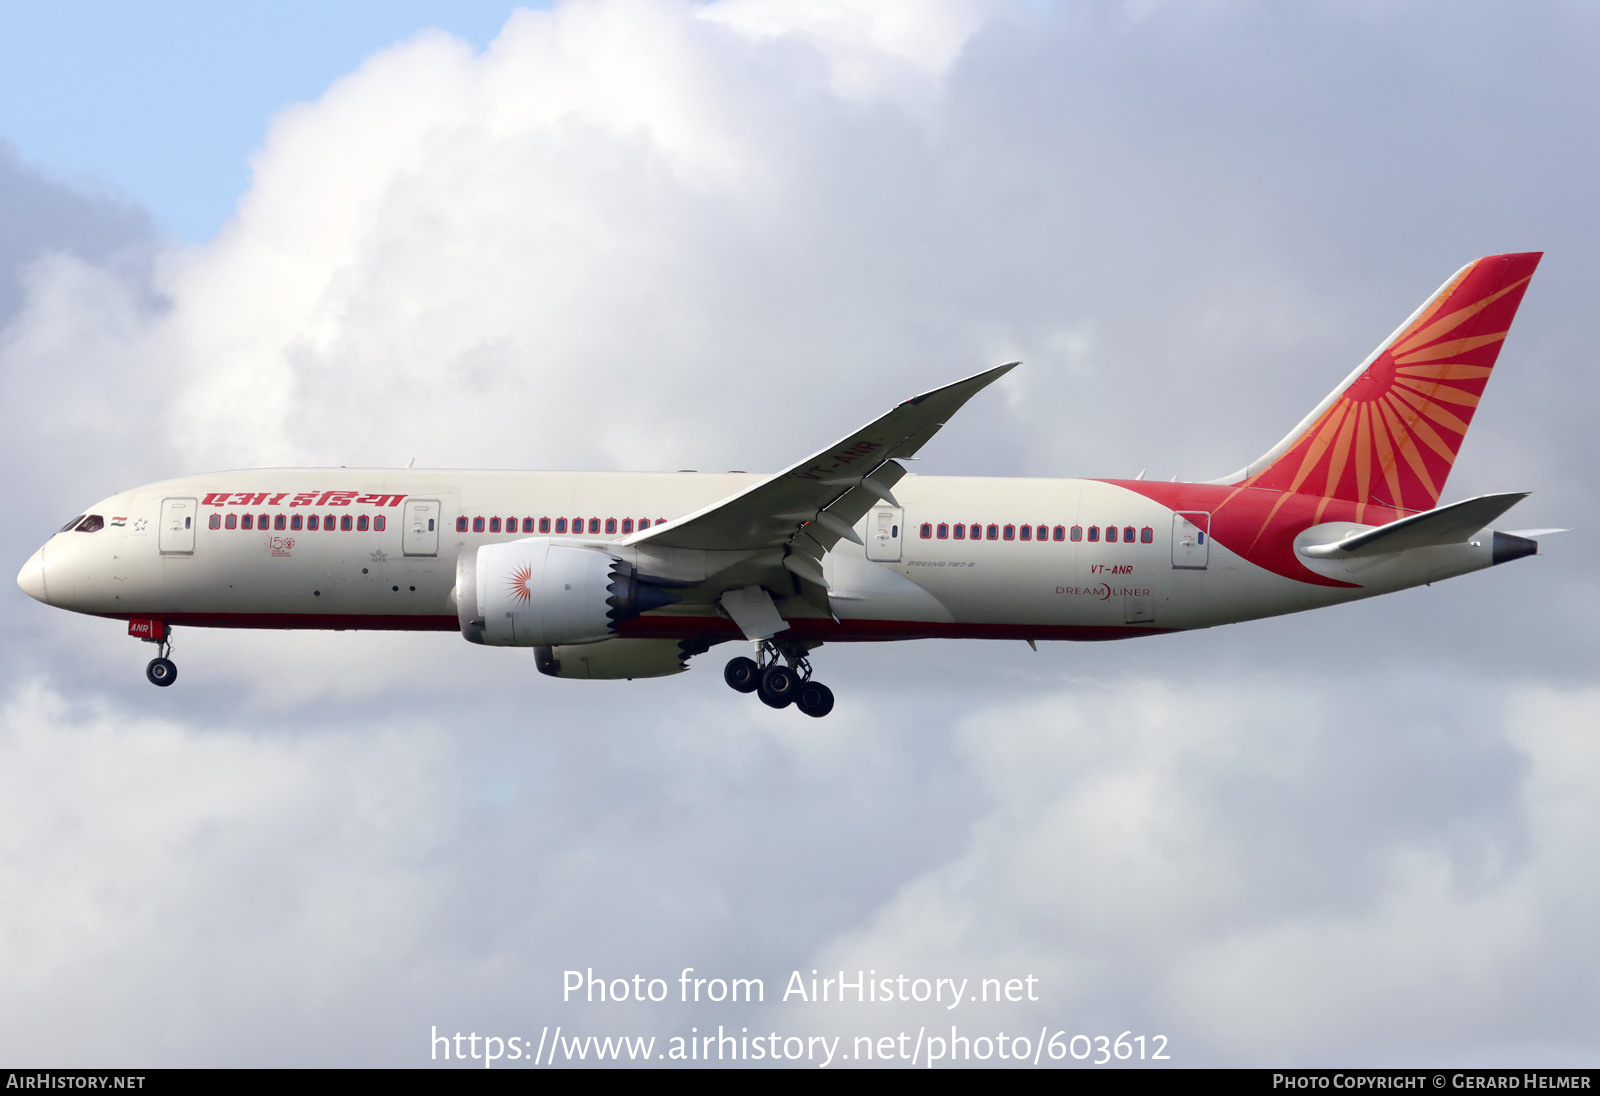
[
  {"left": 139, "top": 625, "right": 177, "bottom": 687},
  {"left": 724, "top": 641, "right": 834, "bottom": 718}
]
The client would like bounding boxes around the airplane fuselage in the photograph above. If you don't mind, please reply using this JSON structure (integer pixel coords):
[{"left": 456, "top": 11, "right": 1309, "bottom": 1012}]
[
  {"left": 16, "top": 252, "right": 1548, "bottom": 709},
  {"left": 21, "top": 467, "right": 1515, "bottom": 645}
]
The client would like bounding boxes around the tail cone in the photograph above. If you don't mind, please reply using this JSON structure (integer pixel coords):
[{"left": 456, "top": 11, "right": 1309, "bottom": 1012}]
[{"left": 1491, "top": 531, "right": 1538, "bottom": 565}]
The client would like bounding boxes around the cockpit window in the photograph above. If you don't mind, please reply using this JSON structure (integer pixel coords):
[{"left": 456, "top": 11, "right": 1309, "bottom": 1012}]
[
  {"left": 75, "top": 515, "right": 105, "bottom": 533},
  {"left": 58, "top": 515, "right": 86, "bottom": 534}
]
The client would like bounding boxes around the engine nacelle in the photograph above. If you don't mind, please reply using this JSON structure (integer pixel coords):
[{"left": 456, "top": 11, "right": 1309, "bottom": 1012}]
[
  {"left": 455, "top": 539, "right": 679, "bottom": 647},
  {"left": 534, "top": 638, "right": 691, "bottom": 680}
]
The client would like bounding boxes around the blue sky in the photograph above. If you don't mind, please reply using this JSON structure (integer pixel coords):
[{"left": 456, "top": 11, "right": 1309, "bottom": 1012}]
[{"left": 0, "top": 2, "right": 535, "bottom": 240}]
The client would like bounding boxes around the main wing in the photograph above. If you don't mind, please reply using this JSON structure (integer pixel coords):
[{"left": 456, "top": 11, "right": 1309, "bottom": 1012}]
[{"left": 622, "top": 362, "right": 1016, "bottom": 615}]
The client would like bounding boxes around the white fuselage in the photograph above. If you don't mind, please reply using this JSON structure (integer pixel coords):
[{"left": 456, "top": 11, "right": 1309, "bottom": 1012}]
[{"left": 20, "top": 467, "right": 1504, "bottom": 645}]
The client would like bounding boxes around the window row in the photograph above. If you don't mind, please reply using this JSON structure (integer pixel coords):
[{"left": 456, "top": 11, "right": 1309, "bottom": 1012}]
[
  {"left": 455, "top": 515, "right": 667, "bottom": 536},
  {"left": 918, "top": 522, "right": 1155, "bottom": 545},
  {"left": 208, "top": 512, "right": 386, "bottom": 532}
]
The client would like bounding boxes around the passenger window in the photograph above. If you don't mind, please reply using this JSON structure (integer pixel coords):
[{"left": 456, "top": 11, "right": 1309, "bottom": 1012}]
[
  {"left": 1070, "top": 525, "right": 1082, "bottom": 542},
  {"left": 639, "top": 518, "right": 650, "bottom": 529},
  {"left": 953, "top": 523, "right": 965, "bottom": 540},
  {"left": 506, "top": 516, "right": 517, "bottom": 530},
  {"left": 257, "top": 513, "right": 268, "bottom": 528},
  {"left": 622, "top": 518, "right": 634, "bottom": 534},
  {"left": 375, "top": 516, "right": 386, "bottom": 532},
  {"left": 606, "top": 518, "right": 617, "bottom": 534},
  {"left": 473, "top": 517, "right": 485, "bottom": 533},
  {"left": 226, "top": 514, "right": 237, "bottom": 530},
  {"left": 341, "top": 515, "right": 353, "bottom": 531},
  {"left": 242, "top": 514, "right": 254, "bottom": 530},
  {"left": 523, "top": 518, "right": 534, "bottom": 533},
  {"left": 209, "top": 514, "right": 221, "bottom": 530},
  {"left": 1106, "top": 526, "right": 1118, "bottom": 543},
  {"left": 1020, "top": 525, "right": 1032, "bottom": 541},
  {"left": 589, "top": 518, "right": 601, "bottom": 534},
  {"left": 357, "top": 515, "right": 370, "bottom": 531},
  {"left": 456, "top": 517, "right": 468, "bottom": 532},
  {"left": 489, "top": 517, "right": 501, "bottom": 533},
  {"left": 1054, "top": 525, "right": 1066, "bottom": 542},
  {"left": 1038, "top": 525, "right": 1048, "bottom": 541},
  {"left": 1088, "top": 526, "right": 1100, "bottom": 542},
  {"left": 540, "top": 518, "right": 551, "bottom": 533},
  {"left": 324, "top": 514, "right": 336, "bottom": 531},
  {"left": 552, "top": 518, "right": 565, "bottom": 533},
  {"left": 986, "top": 524, "right": 999, "bottom": 540},
  {"left": 919, "top": 523, "right": 932, "bottom": 539},
  {"left": 307, "top": 515, "right": 318, "bottom": 531},
  {"left": 1141, "top": 526, "right": 1153, "bottom": 543},
  {"left": 936, "top": 523, "right": 948, "bottom": 540},
  {"left": 275, "top": 514, "right": 286, "bottom": 531},
  {"left": 1003, "top": 524, "right": 1015, "bottom": 540}
]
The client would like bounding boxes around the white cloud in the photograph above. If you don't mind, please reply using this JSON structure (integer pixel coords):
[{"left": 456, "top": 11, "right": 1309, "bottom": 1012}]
[
  {"left": 794, "top": 681, "right": 1600, "bottom": 1064},
  {"left": 700, "top": 0, "right": 997, "bottom": 104}
]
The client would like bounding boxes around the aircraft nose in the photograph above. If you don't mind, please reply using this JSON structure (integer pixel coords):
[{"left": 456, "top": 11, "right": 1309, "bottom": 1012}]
[{"left": 17, "top": 546, "right": 48, "bottom": 604}]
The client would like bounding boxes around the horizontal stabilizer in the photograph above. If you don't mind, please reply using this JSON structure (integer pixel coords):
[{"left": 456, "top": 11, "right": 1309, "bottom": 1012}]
[{"left": 1301, "top": 492, "right": 1529, "bottom": 558}]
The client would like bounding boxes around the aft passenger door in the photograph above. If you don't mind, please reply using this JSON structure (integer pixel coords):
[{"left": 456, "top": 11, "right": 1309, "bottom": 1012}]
[
  {"left": 865, "top": 506, "right": 903, "bottom": 562},
  {"left": 1172, "top": 512, "right": 1210, "bottom": 569},
  {"left": 402, "top": 499, "right": 441, "bottom": 557},
  {"left": 159, "top": 497, "right": 197, "bottom": 554}
]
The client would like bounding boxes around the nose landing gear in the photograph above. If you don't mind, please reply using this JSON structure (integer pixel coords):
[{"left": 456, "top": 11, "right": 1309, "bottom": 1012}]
[
  {"left": 724, "top": 641, "right": 834, "bottom": 717},
  {"left": 134, "top": 621, "right": 178, "bottom": 687},
  {"left": 146, "top": 656, "right": 177, "bottom": 687}
]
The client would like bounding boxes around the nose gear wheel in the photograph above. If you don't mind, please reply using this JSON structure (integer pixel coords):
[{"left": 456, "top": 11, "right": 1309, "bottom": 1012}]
[{"left": 137, "top": 626, "right": 178, "bottom": 687}]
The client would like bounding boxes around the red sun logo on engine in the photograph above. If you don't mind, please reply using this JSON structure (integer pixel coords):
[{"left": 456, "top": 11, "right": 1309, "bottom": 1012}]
[{"left": 507, "top": 563, "right": 533, "bottom": 604}]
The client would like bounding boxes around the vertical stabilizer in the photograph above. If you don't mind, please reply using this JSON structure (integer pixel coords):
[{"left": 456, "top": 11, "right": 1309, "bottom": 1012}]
[{"left": 1229, "top": 252, "right": 1541, "bottom": 515}]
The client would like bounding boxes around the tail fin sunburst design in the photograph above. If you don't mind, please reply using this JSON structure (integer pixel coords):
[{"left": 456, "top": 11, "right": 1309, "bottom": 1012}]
[{"left": 1246, "top": 252, "right": 1541, "bottom": 522}]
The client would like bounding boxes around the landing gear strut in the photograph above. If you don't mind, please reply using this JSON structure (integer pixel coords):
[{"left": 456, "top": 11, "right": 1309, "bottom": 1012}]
[
  {"left": 139, "top": 625, "right": 177, "bottom": 687},
  {"left": 724, "top": 640, "right": 834, "bottom": 718}
]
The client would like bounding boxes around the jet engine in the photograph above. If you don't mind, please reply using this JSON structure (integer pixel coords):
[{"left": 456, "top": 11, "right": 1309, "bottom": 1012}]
[
  {"left": 455, "top": 539, "right": 680, "bottom": 647},
  {"left": 534, "top": 638, "right": 693, "bottom": 680}
]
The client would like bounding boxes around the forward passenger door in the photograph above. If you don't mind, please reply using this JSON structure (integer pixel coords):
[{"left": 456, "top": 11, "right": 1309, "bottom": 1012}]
[{"left": 402, "top": 499, "right": 441, "bottom": 557}]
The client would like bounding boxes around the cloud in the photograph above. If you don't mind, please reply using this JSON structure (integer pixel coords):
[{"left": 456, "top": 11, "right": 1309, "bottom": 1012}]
[
  {"left": 799, "top": 679, "right": 1599, "bottom": 1065},
  {"left": 0, "top": 139, "right": 155, "bottom": 323}
]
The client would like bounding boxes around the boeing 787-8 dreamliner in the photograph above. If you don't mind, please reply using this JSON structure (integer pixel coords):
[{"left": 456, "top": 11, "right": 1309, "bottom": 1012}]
[{"left": 18, "top": 253, "right": 1548, "bottom": 717}]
